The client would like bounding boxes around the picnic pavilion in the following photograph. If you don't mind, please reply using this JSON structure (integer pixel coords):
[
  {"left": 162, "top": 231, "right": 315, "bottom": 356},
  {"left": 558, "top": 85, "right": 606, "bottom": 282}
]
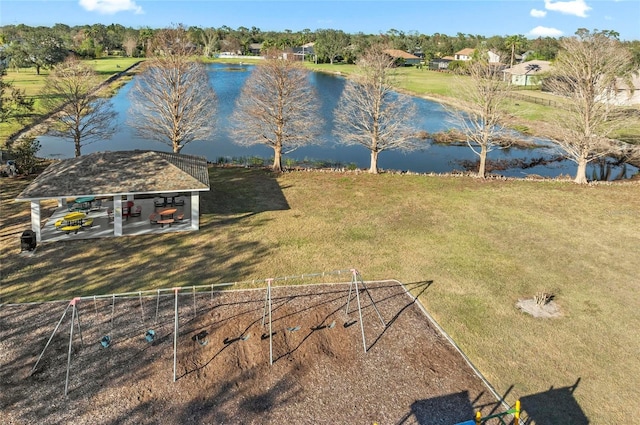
[{"left": 15, "top": 150, "right": 210, "bottom": 243}]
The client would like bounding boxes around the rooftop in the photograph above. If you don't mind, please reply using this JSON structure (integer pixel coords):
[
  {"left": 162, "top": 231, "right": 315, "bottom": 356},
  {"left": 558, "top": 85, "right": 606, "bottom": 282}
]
[{"left": 16, "top": 150, "right": 210, "bottom": 201}]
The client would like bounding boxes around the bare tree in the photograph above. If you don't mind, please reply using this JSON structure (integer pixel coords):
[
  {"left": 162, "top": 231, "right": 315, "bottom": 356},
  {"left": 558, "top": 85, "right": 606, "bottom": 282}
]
[
  {"left": 447, "top": 54, "right": 513, "bottom": 177},
  {"left": 545, "top": 29, "right": 634, "bottom": 184},
  {"left": 122, "top": 35, "right": 138, "bottom": 57},
  {"left": 40, "top": 56, "right": 117, "bottom": 157},
  {"left": 201, "top": 28, "right": 220, "bottom": 57},
  {"left": 332, "top": 43, "right": 419, "bottom": 174},
  {"left": 128, "top": 26, "right": 217, "bottom": 154},
  {"left": 229, "top": 49, "right": 323, "bottom": 171}
]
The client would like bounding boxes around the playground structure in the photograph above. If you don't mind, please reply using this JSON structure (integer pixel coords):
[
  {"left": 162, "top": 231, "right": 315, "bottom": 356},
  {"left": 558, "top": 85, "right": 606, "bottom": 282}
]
[
  {"left": 455, "top": 400, "right": 520, "bottom": 424},
  {"left": 30, "top": 269, "right": 389, "bottom": 396},
  {"left": 2, "top": 270, "right": 514, "bottom": 424}
]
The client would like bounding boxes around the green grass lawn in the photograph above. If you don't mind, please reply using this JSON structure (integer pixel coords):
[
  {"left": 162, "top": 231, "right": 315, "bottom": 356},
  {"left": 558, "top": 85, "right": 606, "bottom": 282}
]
[
  {"left": 0, "top": 56, "right": 143, "bottom": 144},
  {"left": 2, "top": 168, "right": 639, "bottom": 424}
]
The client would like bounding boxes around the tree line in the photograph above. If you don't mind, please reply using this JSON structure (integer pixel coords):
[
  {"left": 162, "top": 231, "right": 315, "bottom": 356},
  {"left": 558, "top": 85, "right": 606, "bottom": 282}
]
[{"left": 4, "top": 22, "right": 639, "bottom": 70}]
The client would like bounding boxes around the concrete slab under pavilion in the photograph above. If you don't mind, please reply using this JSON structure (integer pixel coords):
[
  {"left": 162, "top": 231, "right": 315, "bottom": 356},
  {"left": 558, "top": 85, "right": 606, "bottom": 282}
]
[
  {"left": 40, "top": 197, "right": 194, "bottom": 242},
  {"left": 15, "top": 150, "right": 210, "bottom": 243}
]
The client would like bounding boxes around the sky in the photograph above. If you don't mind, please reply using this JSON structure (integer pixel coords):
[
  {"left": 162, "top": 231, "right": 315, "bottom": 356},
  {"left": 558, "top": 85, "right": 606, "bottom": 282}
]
[{"left": 1, "top": 0, "right": 639, "bottom": 40}]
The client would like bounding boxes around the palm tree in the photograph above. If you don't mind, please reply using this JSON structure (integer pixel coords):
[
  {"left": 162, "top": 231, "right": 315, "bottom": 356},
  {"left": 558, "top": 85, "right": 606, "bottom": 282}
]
[{"left": 505, "top": 34, "right": 527, "bottom": 68}]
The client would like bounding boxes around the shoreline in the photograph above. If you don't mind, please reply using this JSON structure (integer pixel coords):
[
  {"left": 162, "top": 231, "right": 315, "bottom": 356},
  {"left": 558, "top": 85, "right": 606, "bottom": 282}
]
[
  {"left": 5, "top": 61, "right": 143, "bottom": 147},
  {"left": 7, "top": 59, "right": 639, "bottom": 172}
]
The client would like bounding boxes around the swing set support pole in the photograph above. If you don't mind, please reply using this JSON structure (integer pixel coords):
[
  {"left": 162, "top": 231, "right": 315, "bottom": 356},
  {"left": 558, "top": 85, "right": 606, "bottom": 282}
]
[
  {"left": 64, "top": 297, "right": 81, "bottom": 397},
  {"left": 31, "top": 303, "right": 71, "bottom": 375},
  {"left": 267, "top": 279, "right": 273, "bottom": 366},
  {"left": 345, "top": 269, "right": 368, "bottom": 353},
  {"left": 353, "top": 272, "right": 367, "bottom": 353},
  {"left": 173, "top": 287, "right": 180, "bottom": 383}
]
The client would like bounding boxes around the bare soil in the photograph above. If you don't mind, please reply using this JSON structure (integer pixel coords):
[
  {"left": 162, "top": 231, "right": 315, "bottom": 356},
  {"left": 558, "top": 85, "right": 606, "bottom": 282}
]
[
  {"left": 516, "top": 299, "right": 562, "bottom": 319},
  {"left": 1, "top": 281, "right": 506, "bottom": 424}
]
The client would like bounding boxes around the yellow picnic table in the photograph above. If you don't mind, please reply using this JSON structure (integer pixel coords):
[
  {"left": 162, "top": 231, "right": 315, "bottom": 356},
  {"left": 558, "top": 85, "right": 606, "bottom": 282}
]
[
  {"left": 60, "top": 225, "right": 81, "bottom": 234},
  {"left": 64, "top": 212, "right": 86, "bottom": 223}
]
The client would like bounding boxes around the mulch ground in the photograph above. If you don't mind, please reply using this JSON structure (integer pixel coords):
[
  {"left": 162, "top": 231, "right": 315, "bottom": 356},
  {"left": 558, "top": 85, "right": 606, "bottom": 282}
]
[{"left": 1, "top": 280, "right": 507, "bottom": 424}]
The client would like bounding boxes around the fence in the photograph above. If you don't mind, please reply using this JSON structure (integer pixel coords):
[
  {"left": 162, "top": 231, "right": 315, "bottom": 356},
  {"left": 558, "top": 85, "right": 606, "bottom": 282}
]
[{"left": 508, "top": 92, "right": 564, "bottom": 109}]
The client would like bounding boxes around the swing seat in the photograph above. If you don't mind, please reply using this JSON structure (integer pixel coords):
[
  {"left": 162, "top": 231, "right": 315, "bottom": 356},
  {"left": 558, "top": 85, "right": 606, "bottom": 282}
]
[
  {"left": 240, "top": 334, "right": 251, "bottom": 341},
  {"left": 261, "top": 331, "right": 276, "bottom": 340},
  {"left": 101, "top": 335, "right": 111, "bottom": 348},
  {"left": 145, "top": 329, "right": 156, "bottom": 343},
  {"left": 287, "top": 326, "right": 301, "bottom": 332},
  {"left": 193, "top": 330, "right": 208, "bottom": 346}
]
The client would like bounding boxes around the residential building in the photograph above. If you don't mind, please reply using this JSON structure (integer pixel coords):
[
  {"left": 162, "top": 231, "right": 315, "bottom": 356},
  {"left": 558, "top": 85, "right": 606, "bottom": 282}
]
[
  {"left": 383, "top": 49, "right": 422, "bottom": 66},
  {"left": 502, "top": 60, "right": 552, "bottom": 86}
]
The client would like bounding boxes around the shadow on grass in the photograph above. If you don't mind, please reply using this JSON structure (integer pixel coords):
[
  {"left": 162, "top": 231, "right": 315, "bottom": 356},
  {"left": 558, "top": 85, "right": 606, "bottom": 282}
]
[
  {"left": 202, "top": 167, "right": 289, "bottom": 216},
  {"left": 520, "top": 378, "right": 588, "bottom": 425},
  {"left": 398, "top": 378, "right": 589, "bottom": 425},
  {"left": 1, "top": 167, "right": 291, "bottom": 303}
]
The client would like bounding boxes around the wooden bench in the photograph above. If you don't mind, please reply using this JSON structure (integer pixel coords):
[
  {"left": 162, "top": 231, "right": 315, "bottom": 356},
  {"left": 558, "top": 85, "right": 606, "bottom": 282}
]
[
  {"left": 149, "top": 213, "right": 158, "bottom": 224},
  {"left": 157, "top": 219, "right": 174, "bottom": 228},
  {"left": 175, "top": 213, "right": 184, "bottom": 221}
]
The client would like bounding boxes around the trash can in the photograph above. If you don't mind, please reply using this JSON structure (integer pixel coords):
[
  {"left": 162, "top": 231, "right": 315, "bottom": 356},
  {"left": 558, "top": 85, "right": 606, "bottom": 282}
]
[{"left": 20, "top": 230, "right": 37, "bottom": 252}]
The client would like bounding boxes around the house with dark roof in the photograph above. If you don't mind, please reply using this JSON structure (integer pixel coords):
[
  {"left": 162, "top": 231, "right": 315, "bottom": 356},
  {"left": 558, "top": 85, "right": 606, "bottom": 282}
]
[
  {"left": 429, "top": 57, "right": 453, "bottom": 71},
  {"left": 16, "top": 150, "right": 210, "bottom": 242},
  {"left": 383, "top": 49, "right": 422, "bottom": 66},
  {"left": 291, "top": 42, "right": 316, "bottom": 62},
  {"left": 248, "top": 43, "right": 263, "bottom": 55}
]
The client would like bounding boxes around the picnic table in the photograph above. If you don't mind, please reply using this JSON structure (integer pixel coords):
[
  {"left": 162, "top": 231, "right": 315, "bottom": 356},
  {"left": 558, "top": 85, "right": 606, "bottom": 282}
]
[
  {"left": 60, "top": 225, "right": 81, "bottom": 234},
  {"left": 64, "top": 212, "right": 86, "bottom": 224},
  {"left": 158, "top": 208, "right": 177, "bottom": 219},
  {"left": 157, "top": 219, "right": 175, "bottom": 228},
  {"left": 73, "top": 196, "right": 95, "bottom": 212},
  {"left": 159, "top": 193, "right": 177, "bottom": 207}
]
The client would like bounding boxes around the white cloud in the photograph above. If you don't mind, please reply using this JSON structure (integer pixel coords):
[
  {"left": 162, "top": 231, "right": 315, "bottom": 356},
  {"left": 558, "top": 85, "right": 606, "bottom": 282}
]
[
  {"left": 79, "top": 0, "right": 143, "bottom": 15},
  {"left": 530, "top": 8, "right": 548, "bottom": 18},
  {"left": 544, "top": 0, "right": 591, "bottom": 18},
  {"left": 529, "top": 26, "right": 564, "bottom": 37}
]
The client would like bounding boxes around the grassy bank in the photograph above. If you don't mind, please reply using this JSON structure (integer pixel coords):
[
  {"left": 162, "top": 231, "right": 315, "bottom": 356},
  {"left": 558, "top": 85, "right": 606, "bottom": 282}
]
[
  {"left": 0, "top": 57, "right": 142, "bottom": 144},
  {"left": 2, "top": 167, "right": 639, "bottom": 423}
]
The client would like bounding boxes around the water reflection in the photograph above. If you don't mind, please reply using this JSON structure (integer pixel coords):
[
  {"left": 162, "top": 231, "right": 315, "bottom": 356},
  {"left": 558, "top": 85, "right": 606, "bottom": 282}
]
[{"left": 36, "top": 63, "right": 637, "bottom": 179}]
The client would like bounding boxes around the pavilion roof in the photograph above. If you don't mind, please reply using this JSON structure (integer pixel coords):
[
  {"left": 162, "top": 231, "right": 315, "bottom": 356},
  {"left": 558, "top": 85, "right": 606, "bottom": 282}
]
[{"left": 16, "top": 150, "right": 210, "bottom": 201}]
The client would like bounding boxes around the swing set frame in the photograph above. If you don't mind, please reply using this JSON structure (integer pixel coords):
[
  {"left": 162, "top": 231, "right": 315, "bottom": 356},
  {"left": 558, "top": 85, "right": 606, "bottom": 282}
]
[{"left": 30, "top": 269, "right": 384, "bottom": 397}]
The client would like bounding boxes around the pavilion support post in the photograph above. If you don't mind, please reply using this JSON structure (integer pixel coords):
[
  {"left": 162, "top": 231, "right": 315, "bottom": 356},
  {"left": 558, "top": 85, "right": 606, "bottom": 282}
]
[
  {"left": 30, "top": 201, "right": 42, "bottom": 242},
  {"left": 190, "top": 192, "right": 199, "bottom": 230},
  {"left": 113, "top": 197, "right": 123, "bottom": 236}
]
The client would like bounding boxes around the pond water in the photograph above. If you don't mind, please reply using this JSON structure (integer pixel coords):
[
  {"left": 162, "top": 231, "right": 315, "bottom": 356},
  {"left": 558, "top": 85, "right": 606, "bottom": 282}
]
[{"left": 36, "top": 63, "right": 637, "bottom": 180}]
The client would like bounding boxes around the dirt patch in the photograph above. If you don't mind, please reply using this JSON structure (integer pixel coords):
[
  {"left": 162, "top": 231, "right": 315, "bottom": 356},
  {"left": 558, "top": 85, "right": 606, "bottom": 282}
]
[
  {"left": 516, "top": 298, "right": 562, "bottom": 318},
  {"left": 1, "top": 281, "right": 507, "bottom": 424}
]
